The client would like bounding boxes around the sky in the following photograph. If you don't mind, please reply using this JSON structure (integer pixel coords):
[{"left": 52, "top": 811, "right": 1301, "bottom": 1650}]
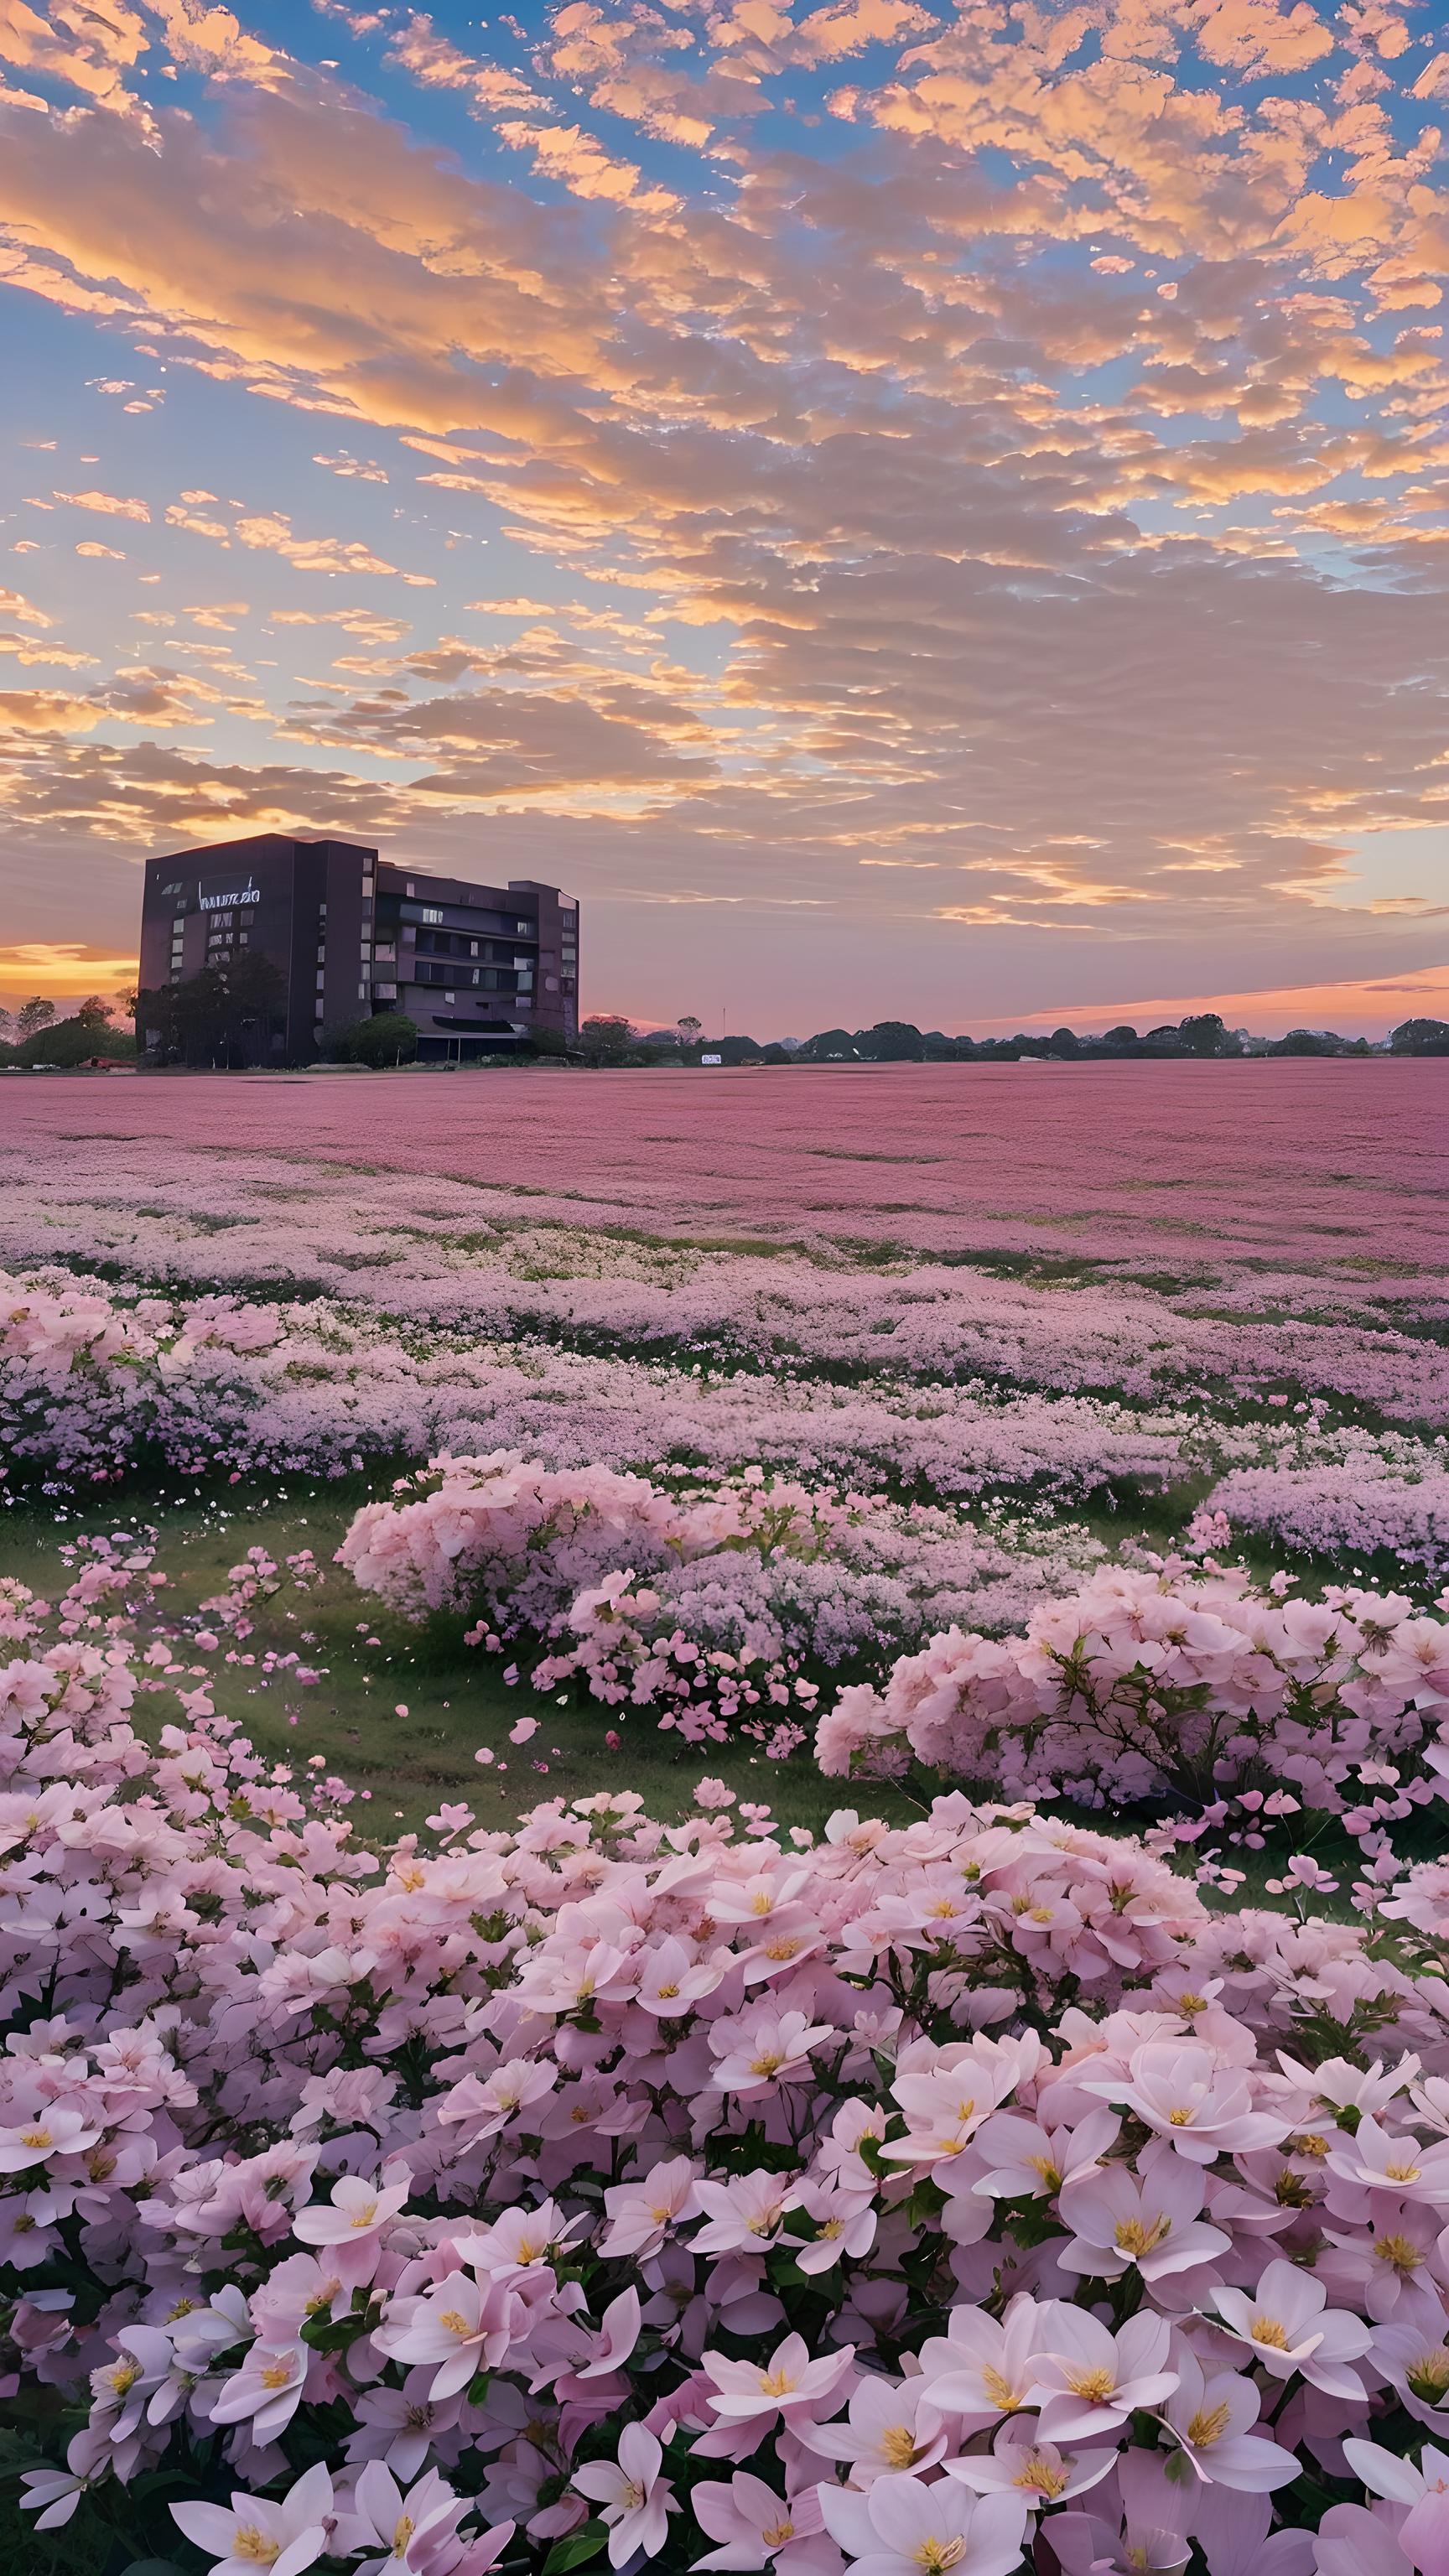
[{"left": 2, "top": 0, "right": 1448, "bottom": 1038}]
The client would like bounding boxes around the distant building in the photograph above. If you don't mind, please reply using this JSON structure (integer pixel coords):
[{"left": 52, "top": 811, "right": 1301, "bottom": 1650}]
[{"left": 138, "top": 834, "right": 578, "bottom": 1064}]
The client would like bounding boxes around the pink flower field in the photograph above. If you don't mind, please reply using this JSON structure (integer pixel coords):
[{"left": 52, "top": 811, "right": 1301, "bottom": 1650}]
[
  {"left": 3, "top": 1060, "right": 1449, "bottom": 2576},
  {"left": 4, "top": 1057, "right": 1447, "bottom": 1277}
]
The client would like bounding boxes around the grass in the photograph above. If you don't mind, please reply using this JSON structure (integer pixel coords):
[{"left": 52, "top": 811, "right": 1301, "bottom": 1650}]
[{"left": 0, "top": 1478, "right": 922, "bottom": 1841}]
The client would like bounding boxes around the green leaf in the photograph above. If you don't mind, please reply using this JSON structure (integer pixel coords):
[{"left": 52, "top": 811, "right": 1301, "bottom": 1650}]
[
  {"left": 905, "top": 2178, "right": 948, "bottom": 2226},
  {"left": 543, "top": 2521, "right": 610, "bottom": 2574},
  {"left": 299, "top": 2308, "right": 370, "bottom": 2353}
]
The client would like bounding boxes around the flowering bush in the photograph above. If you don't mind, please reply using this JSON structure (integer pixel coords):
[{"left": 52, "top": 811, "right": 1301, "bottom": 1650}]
[
  {"left": 11, "top": 1536, "right": 1449, "bottom": 2576},
  {"left": 335, "top": 1451, "right": 1115, "bottom": 1751},
  {"left": 816, "top": 1559, "right": 1449, "bottom": 1826}
]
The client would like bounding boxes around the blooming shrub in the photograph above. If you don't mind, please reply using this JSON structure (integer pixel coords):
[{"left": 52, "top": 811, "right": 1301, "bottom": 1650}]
[
  {"left": 10, "top": 1539, "right": 1449, "bottom": 2576},
  {"left": 816, "top": 1561, "right": 1449, "bottom": 1826},
  {"left": 335, "top": 1452, "right": 1109, "bottom": 1751}
]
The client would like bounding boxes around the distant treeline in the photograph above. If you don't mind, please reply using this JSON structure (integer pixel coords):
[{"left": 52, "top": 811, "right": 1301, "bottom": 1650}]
[{"left": 582, "top": 1010, "right": 1449, "bottom": 1066}]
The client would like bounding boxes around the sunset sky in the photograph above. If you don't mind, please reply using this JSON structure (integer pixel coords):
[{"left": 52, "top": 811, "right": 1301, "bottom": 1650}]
[{"left": 2, "top": 0, "right": 1447, "bottom": 1036}]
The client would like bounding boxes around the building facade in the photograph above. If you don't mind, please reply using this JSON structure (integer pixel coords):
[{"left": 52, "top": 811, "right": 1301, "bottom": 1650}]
[{"left": 138, "top": 834, "right": 579, "bottom": 1064}]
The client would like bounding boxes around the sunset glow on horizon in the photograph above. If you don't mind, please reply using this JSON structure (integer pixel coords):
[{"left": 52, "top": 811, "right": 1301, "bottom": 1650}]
[{"left": 3, "top": 0, "right": 1448, "bottom": 1035}]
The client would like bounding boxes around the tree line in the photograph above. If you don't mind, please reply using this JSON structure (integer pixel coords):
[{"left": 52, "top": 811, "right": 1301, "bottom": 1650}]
[{"left": 576, "top": 1010, "right": 1449, "bottom": 1065}]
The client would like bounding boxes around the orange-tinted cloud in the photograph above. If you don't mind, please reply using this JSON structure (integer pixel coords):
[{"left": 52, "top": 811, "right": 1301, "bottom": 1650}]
[{"left": 2, "top": 0, "right": 1449, "bottom": 1026}]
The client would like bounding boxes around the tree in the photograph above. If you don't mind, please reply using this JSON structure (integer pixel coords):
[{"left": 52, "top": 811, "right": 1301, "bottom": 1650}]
[
  {"left": 855, "top": 1021, "right": 925, "bottom": 1062},
  {"left": 677, "top": 1015, "right": 704, "bottom": 1048},
  {"left": 1178, "top": 1013, "right": 1228, "bottom": 1056},
  {"left": 138, "top": 956, "right": 288, "bottom": 1066},
  {"left": 1103, "top": 1026, "right": 1138, "bottom": 1047},
  {"left": 1047, "top": 1026, "right": 1079, "bottom": 1057},
  {"left": 75, "top": 994, "right": 115, "bottom": 1032},
  {"left": 579, "top": 1014, "right": 635, "bottom": 1066},
  {"left": 799, "top": 1029, "right": 859, "bottom": 1061},
  {"left": 1389, "top": 1017, "right": 1449, "bottom": 1055},
  {"left": 16, "top": 996, "right": 55, "bottom": 1041},
  {"left": 1278, "top": 1028, "right": 1343, "bottom": 1055},
  {"left": 323, "top": 1011, "right": 418, "bottom": 1067},
  {"left": 16, "top": 1013, "right": 137, "bottom": 1067}
]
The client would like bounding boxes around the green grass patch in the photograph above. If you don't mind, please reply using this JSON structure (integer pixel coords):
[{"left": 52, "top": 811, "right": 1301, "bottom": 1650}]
[{"left": 0, "top": 1483, "right": 921, "bottom": 1841}]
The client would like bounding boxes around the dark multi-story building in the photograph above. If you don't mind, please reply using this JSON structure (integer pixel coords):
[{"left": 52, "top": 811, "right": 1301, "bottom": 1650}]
[{"left": 138, "top": 834, "right": 579, "bottom": 1064}]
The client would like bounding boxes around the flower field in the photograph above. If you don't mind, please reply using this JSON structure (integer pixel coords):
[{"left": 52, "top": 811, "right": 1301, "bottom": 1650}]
[{"left": 3, "top": 1062, "right": 1449, "bottom": 2576}]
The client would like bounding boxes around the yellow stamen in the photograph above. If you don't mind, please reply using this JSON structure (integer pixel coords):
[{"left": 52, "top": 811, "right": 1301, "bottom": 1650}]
[
  {"left": 1114, "top": 2215, "right": 1170, "bottom": 2257},
  {"left": 981, "top": 2366, "right": 1022, "bottom": 2414},
  {"left": 1014, "top": 2454, "right": 1069, "bottom": 2498},
  {"left": 1062, "top": 2365, "right": 1116, "bottom": 2402}
]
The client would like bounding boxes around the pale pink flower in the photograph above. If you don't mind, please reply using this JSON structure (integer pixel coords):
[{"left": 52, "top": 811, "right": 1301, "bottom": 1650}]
[
  {"left": 796, "top": 2374, "right": 947, "bottom": 2481},
  {"left": 209, "top": 2340, "right": 309, "bottom": 2442},
  {"left": 709, "top": 2007, "right": 834, "bottom": 2096},
  {"left": 944, "top": 2425, "right": 1116, "bottom": 2506},
  {"left": 885, "top": 2036, "right": 1026, "bottom": 2167},
  {"left": 692, "top": 2169, "right": 800, "bottom": 2254},
  {"left": 693, "top": 2472, "right": 828, "bottom": 2573},
  {"left": 573, "top": 2423, "right": 674, "bottom": 2569},
  {"left": 970, "top": 2106, "right": 1119, "bottom": 2203},
  {"left": 702, "top": 2333, "right": 856, "bottom": 2428},
  {"left": 372, "top": 2272, "right": 520, "bottom": 2401},
  {"left": 1030, "top": 2305, "right": 1177, "bottom": 2442},
  {"left": 1346, "top": 2440, "right": 1449, "bottom": 2576},
  {"left": 572, "top": 2286, "right": 641, "bottom": 2381},
  {"left": 1058, "top": 2155, "right": 1230, "bottom": 2283},
  {"left": 1085, "top": 2043, "right": 1288, "bottom": 2163},
  {"left": 171, "top": 2463, "right": 334, "bottom": 2576},
  {"left": 633, "top": 1935, "right": 724, "bottom": 2016},
  {"left": 0, "top": 2105, "right": 104, "bottom": 2172},
  {"left": 1212, "top": 2259, "right": 1373, "bottom": 2398},
  {"left": 1328, "top": 2117, "right": 1449, "bottom": 2207},
  {"left": 292, "top": 2172, "right": 410, "bottom": 2283},
  {"left": 1163, "top": 2346, "right": 1298, "bottom": 2490},
  {"left": 818, "top": 2472, "right": 1030, "bottom": 2576},
  {"left": 600, "top": 2156, "right": 699, "bottom": 2258},
  {"left": 436, "top": 2060, "right": 558, "bottom": 2145},
  {"left": 1316, "top": 2505, "right": 1413, "bottom": 2576},
  {"left": 917, "top": 2296, "right": 1046, "bottom": 2429},
  {"left": 782, "top": 2178, "right": 876, "bottom": 2273},
  {"left": 333, "top": 2462, "right": 510, "bottom": 2576}
]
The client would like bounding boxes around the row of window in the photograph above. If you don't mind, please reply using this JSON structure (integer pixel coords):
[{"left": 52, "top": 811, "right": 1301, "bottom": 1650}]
[{"left": 407, "top": 963, "right": 532, "bottom": 992}]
